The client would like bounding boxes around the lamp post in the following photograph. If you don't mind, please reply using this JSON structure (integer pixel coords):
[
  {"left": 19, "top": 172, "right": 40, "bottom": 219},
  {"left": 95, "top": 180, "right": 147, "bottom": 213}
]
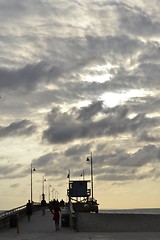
[
  {"left": 55, "top": 190, "right": 57, "bottom": 199},
  {"left": 55, "top": 190, "right": 58, "bottom": 200},
  {"left": 86, "top": 151, "right": 94, "bottom": 201},
  {"left": 42, "top": 176, "right": 47, "bottom": 198},
  {"left": 52, "top": 188, "right": 55, "bottom": 199},
  {"left": 56, "top": 191, "right": 59, "bottom": 200},
  {"left": 67, "top": 169, "right": 71, "bottom": 203},
  {"left": 31, "top": 163, "right": 36, "bottom": 203},
  {"left": 48, "top": 184, "right": 52, "bottom": 202}
]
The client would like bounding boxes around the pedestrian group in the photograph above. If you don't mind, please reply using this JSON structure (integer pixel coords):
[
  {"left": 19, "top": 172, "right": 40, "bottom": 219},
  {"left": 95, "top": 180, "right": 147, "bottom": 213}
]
[{"left": 26, "top": 198, "right": 65, "bottom": 231}]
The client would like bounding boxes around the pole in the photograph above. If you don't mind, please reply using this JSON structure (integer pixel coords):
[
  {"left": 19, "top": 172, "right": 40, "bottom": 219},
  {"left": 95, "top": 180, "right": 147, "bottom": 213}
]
[
  {"left": 31, "top": 164, "right": 33, "bottom": 203},
  {"left": 42, "top": 176, "right": 46, "bottom": 196},
  {"left": 86, "top": 152, "right": 94, "bottom": 201},
  {"left": 52, "top": 188, "right": 55, "bottom": 199},
  {"left": 68, "top": 169, "right": 71, "bottom": 203},
  {"left": 90, "top": 151, "right": 94, "bottom": 200},
  {"left": 48, "top": 184, "right": 51, "bottom": 202},
  {"left": 55, "top": 190, "right": 57, "bottom": 199},
  {"left": 31, "top": 164, "right": 36, "bottom": 203}
]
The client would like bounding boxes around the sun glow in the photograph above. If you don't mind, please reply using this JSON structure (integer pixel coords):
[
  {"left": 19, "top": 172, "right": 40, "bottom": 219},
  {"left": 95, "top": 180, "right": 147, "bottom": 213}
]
[{"left": 100, "top": 89, "right": 146, "bottom": 107}]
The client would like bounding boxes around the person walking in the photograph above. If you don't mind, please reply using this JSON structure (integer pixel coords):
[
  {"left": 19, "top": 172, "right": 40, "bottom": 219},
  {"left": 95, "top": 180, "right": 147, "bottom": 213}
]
[
  {"left": 51, "top": 203, "right": 61, "bottom": 231},
  {"left": 26, "top": 200, "right": 32, "bottom": 222}
]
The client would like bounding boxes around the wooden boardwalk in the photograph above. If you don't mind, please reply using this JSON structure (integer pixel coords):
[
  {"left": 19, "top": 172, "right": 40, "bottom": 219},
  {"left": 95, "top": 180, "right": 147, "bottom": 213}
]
[{"left": 1, "top": 209, "right": 160, "bottom": 240}]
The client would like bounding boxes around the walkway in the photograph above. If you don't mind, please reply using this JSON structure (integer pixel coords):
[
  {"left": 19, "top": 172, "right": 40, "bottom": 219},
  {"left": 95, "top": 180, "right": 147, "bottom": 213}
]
[{"left": 1, "top": 209, "right": 160, "bottom": 240}]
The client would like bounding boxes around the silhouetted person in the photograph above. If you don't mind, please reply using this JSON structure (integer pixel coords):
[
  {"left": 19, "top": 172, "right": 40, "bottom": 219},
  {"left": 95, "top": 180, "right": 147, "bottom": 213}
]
[
  {"left": 50, "top": 202, "right": 61, "bottom": 231},
  {"left": 41, "top": 194, "right": 47, "bottom": 215},
  {"left": 49, "top": 199, "right": 56, "bottom": 211},
  {"left": 59, "top": 199, "right": 65, "bottom": 207},
  {"left": 26, "top": 200, "right": 32, "bottom": 222}
]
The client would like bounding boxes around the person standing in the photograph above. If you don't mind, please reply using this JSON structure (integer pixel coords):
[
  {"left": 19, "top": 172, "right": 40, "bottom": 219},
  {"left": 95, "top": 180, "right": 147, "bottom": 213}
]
[
  {"left": 41, "top": 194, "right": 47, "bottom": 215},
  {"left": 26, "top": 200, "right": 32, "bottom": 222}
]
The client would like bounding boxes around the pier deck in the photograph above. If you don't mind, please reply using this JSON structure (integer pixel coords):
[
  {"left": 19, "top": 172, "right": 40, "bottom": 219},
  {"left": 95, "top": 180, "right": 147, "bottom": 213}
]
[{"left": 1, "top": 209, "right": 160, "bottom": 240}]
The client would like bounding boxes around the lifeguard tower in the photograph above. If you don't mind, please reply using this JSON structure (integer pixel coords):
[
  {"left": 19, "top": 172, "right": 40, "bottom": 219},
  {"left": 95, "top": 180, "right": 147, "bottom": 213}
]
[
  {"left": 67, "top": 180, "right": 98, "bottom": 213},
  {"left": 67, "top": 152, "right": 99, "bottom": 213}
]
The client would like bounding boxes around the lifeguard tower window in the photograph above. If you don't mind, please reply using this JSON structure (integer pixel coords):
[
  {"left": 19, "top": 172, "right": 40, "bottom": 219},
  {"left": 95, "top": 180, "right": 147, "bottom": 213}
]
[{"left": 69, "top": 180, "right": 90, "bottom": 197}]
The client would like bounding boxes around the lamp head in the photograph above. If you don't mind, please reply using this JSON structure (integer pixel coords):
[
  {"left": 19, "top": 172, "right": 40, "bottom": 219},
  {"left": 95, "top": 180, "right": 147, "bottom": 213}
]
[{"left": 86, "top": 157, "right": 90, "bottom": 162}]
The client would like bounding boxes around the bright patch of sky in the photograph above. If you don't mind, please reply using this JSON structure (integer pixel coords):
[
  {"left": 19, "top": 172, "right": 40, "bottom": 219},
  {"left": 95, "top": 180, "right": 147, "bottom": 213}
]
[
  {"left": 83, "top": 64, "right": 113, "bottom": 83},
  {"left": 100, "top": 89, "right": 146, "bottom": 107}
]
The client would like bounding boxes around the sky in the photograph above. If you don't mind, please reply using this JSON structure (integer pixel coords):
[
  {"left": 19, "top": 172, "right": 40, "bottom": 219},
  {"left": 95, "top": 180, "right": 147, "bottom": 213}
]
[{"left": 0, "top": 0, "right": 160, "bottom": 211}]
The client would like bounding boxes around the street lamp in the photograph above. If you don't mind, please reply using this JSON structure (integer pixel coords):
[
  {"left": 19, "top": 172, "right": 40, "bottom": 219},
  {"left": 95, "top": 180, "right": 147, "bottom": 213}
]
[
  {"left": 48, "top": 184, "right": 52, "bottom": 202},
  {"left": 31, "top": 163, "right": 36, "bottom": 203},
  {"left": 55, "top": 190, "right": 57, "bottom": 199},
  {"left": 42, "top": 176, "right": 47, "bottom": 198},
  {"left": 52, "top": 188, "right": 55, "bottom": 199},
  {"left": 86, "top": 151, "right": 94, "bottom": 201},
  {"left": 55, "top": 190, "right": 58, "bottom": 200},
  {"left": 56, "top": 191, "right": 59, "bottom": 200}
]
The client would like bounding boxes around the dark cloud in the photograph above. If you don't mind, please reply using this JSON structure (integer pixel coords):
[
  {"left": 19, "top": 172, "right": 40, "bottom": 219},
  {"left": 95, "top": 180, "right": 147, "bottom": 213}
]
[
  {"left": 77, "top": 100, "right": 104, "bottom": 121},
  {"left": 0, "top": 62, "right": 61, "bottom": 93},
  {"left": 42, "top": 103, "right": 159, "bottom": 144},
  {"left": 65, "top": 144, "right": 91, "bottom": 157},
  {"left": 137, "top": 130, "right": 159, "bottom": 142},
  {"left": 93, "top": 144, "right": 160, "bottom": 181},
  {"left": 32, "top": 153, "right": 55, "bottom": 169},
  {"left": 25, "top": 143, "right": 160, "bottom": 183},
  {"left": 0, "top": 120, "right": 36, "bottom": 138},
  {"left": 103, "top": 144, "right": 160, "bottom": 167}
]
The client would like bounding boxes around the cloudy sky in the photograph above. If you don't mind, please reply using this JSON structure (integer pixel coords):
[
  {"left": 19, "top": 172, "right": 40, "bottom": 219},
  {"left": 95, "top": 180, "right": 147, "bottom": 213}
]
[{"left": 0, "top": 0, "right": 160, "bottom": 210}]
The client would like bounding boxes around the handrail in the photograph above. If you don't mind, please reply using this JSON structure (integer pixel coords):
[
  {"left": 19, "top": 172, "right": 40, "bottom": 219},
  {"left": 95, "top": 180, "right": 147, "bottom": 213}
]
[
  {"left": 0, "top": 202, "right": 40, "bottom": 219},
  {"left": 0, "top": 202, "right": 41, "bottom": 230},
  {"left": 0, "top": 205, "right": 26, "bottom": 219}
]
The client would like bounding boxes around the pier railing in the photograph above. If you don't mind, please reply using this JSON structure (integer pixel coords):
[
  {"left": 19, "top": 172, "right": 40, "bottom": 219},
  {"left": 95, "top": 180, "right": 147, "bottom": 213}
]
[{"left": 0, "top": 202, "right": 41, "bottom": 230}]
